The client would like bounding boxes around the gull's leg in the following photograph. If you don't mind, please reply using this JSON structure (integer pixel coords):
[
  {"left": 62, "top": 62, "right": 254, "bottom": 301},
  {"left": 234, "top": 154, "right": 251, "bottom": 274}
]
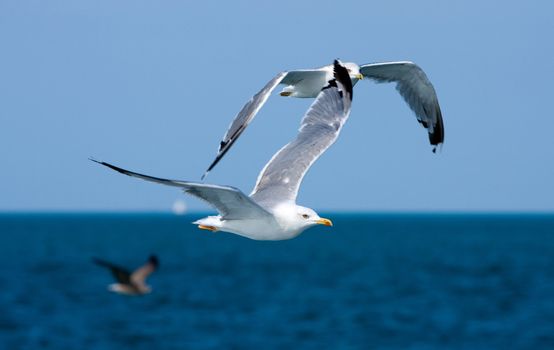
[
  {"left": 198, "top": 225, "right": 218, "bottom": 232},
  {"left": 279, "top": 85, "right": 294, "bottom": 97}
]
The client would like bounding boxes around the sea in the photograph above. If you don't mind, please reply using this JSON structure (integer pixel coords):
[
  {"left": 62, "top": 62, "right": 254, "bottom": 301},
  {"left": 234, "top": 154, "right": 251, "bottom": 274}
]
[{"left": 0, "top": 213, "right": 553, "bottom": 349}]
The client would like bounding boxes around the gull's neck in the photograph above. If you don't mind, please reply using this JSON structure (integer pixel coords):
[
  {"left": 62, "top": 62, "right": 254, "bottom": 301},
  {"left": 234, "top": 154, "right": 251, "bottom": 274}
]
[{"left": 270, "top": 203, "right": 306, "bottom": 237}]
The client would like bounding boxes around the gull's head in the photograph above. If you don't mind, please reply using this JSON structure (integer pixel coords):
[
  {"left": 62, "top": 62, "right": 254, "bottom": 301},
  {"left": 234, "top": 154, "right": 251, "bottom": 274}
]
[
  {"left": 343, "top": 62, "right": 364, "bottom": 81},
  {"left": 297, "top": 206, "right": 332, "bottom": 227},
  {"left": 274, "top": 204, "right": 332, "bottom": 237}
]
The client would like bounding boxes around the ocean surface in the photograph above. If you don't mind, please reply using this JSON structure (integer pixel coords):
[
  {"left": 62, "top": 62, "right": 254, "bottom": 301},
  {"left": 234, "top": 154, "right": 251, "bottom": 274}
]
[{"left": 1, "top": 213, "right": 553, "bottom": 349}]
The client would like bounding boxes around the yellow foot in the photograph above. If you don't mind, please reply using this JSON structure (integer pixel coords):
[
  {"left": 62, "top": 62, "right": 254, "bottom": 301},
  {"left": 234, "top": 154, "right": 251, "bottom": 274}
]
[
  {"left": 198, "top": 225, "right": 218, "bottom": 232},
  {"left": 280, "top": 91, "right": 292, "bottom": 97}
]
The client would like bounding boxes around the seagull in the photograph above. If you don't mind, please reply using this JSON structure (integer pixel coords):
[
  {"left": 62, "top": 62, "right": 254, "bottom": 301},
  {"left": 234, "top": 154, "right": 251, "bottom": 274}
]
[
  {"left": 91, "top": 60, "right": 353, "bottom": 241},
  {"left": 202, "top": 60, "right": 443, "bottom": 179},
  {"left": 93, "top": 255, "right": 159, "bottom": 295}
]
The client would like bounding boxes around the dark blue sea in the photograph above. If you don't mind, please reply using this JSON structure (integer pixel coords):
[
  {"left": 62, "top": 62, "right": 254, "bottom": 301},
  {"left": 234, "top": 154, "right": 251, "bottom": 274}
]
[{"left": 1, "top": 213, "right": 554, "bottom": 349}]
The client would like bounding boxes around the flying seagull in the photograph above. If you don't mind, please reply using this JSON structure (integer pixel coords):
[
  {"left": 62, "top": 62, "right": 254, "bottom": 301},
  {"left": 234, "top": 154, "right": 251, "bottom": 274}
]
[
  {"left": 93, "top": 255, "right": 159, "bottom": 295},
  {"left": 91, "top": 60, "right": 353, "bottom": 241},
  {"left": 202, "top": 60, "right": 443, "bottom": 179}
]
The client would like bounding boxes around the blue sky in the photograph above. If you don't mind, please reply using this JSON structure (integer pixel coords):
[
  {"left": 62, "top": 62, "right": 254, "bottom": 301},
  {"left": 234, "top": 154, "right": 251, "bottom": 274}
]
[{"left": 1, "top": 1, "right": 552, "bottom": 212}]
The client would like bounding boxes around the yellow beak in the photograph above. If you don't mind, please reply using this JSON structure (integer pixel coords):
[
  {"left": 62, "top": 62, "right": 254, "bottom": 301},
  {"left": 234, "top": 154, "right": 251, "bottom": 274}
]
[
  {"left": 356, "top": 73, "right": 364, "bottom": 80},
  {"left": 316, "top": 218, "right": 333, "bottom": 227}
]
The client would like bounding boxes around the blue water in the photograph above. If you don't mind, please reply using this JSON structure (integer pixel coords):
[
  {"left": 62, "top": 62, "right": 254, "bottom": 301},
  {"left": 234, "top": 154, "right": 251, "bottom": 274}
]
[{"left": 1, "top": 213, "right": 554, "bottom": 349}]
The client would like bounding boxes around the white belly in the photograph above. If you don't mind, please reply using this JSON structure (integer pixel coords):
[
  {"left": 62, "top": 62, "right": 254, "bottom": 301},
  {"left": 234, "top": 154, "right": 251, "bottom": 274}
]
[
  {"left": 222, "top": 218, "right": 301, "bottom": 241},
  {"left": 194, "top": 216, "right": 302, "bottom": 241}
]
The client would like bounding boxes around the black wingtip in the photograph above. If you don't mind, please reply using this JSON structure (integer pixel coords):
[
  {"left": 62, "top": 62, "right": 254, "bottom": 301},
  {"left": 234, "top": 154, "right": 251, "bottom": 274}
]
[
  {"left": 332, "top": 60, "right": 354, "bottom": 98},
  {"left": 201, "top": 134, "right": 242, "bottom": 180},
  {"left": 149, "top": 255, "right": 159, "bottom": 269},
  {"left": 428, "top": 106, "right": 444, "bottom": 149},
  {"left": 201, "top": 161, "right": 217, "bottom": 181},
  {"left": 90, "top": 158, "right": 132, "bottom": 176},
  {"left": 429, "top": 129, "right": 444, "bottom": 147}
]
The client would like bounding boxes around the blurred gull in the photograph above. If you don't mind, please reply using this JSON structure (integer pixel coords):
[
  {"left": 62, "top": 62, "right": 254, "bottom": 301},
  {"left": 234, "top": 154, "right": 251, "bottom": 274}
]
[{"left": 93, "top": 255, "right": 159, "bottom": 295}]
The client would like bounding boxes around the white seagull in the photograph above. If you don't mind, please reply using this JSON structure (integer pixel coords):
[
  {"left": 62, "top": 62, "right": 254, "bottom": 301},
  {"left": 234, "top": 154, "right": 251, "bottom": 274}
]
[
  {"left": 91, "top": 60, "right": 353, "bottom": 241},
  {"left": 202, "top": 60, "right": 443, "bottom": 179},
  {"left": 93, "top": 255, "right": 159, "bottom": 295}
]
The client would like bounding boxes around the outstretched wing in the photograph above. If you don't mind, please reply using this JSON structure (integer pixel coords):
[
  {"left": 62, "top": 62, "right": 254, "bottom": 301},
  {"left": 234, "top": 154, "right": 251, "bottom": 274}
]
[
  {"left": 91, "top": 159, "right": 272, "bottom": 220},
  {"left": 93, "top": 257, "right": 132, "bottom": 285},
  {"left": 202, "top": 69, "right": 327, "bottom": 179},
  {"left": 360, "top": 61, "right": 444, "bottom": 151},
  {"left": 250, "top": 60, "right": 352, "bottom": 206}
]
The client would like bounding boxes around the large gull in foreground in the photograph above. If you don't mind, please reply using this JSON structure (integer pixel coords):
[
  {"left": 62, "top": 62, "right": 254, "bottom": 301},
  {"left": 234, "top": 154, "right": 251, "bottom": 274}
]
[
  {"left": 92, "top": 60, "right": 352, "bottom": 241},
  {"left": 202, "top": 60, "right": 443, "bottom": 179}
]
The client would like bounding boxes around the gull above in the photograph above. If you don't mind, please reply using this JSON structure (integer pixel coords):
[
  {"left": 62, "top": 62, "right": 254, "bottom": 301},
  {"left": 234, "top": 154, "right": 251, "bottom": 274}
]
[
  {"left": 202, "top": 60, "right": 444, "bottom": 179},
  {"left": 92, "top": 60, "right": 353, "bottom": 241},
  {"left": 93, "top": 255, "right": 159, "bottom": 295}
]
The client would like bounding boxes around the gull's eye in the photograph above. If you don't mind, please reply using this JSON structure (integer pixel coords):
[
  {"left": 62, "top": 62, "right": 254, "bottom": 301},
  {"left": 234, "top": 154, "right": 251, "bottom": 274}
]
[{"left": 302, "top": 214, "right": 309, "bottom": 219}]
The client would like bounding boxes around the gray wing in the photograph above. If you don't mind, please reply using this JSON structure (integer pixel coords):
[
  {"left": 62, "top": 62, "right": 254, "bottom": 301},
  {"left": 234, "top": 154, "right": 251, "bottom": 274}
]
[
  {"left": 130, "top": 264, "right": 154, "bottom": 285},
  {"left": 250, "top": 61, "right": 352, "bottom": 206},
  {"left": 201, "top": 69, "right": 328, "bottom": 179},
  {"left": 91, "top": 159, "right": 272, "bottom": 220},
  {"left": 130, "top": 256, "right": 158, "bottom": 285},
  {"left": 202, "top": 72, "right": 287, "bottom": 179},
  {"left": 360, "top": 61, "right": 444, "bottom": 151}
]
